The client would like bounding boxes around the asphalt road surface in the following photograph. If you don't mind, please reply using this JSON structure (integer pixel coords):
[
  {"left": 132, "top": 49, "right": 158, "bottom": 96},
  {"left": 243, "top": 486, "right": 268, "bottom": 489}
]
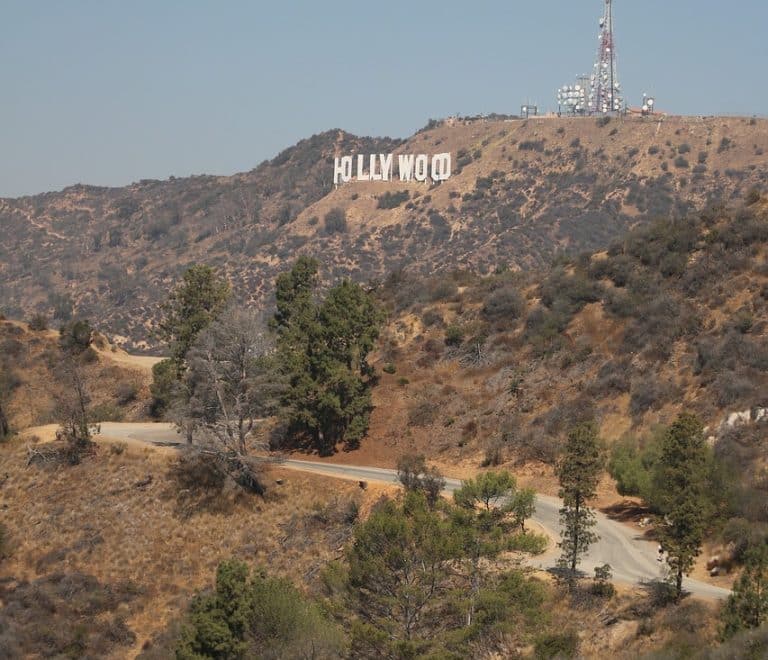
[{"left": 98, "top": 422, "right": 732, "bottom": 600}]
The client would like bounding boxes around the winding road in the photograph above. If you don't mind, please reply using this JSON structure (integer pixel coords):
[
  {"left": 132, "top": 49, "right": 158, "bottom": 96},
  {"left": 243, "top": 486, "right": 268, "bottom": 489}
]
[{"left": 98, "top": 422, "right": 732, "bottom": 600}]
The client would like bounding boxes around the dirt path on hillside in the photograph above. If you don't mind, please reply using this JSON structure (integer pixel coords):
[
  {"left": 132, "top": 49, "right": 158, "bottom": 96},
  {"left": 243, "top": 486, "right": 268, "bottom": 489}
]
[{"left": 102, "top": 350, "right": 162, "bottom": 372}]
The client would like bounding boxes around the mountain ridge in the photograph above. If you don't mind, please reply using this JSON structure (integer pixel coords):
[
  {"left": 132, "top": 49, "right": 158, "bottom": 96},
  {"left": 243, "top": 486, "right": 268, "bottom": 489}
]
[{"left": 1, "top": 115, "right": 766, "bottom": 351}]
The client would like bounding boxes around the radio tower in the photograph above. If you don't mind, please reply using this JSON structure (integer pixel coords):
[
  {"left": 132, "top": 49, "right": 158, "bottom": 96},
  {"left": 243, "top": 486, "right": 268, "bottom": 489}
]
[{"left": 588, "top": 0, "right": 623, "bottom": 114}]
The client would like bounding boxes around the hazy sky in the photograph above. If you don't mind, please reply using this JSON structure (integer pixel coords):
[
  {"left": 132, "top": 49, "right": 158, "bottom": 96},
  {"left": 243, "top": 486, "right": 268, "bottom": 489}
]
[{"left": 1, "top": 0, "right": 766, "bottom": 197}]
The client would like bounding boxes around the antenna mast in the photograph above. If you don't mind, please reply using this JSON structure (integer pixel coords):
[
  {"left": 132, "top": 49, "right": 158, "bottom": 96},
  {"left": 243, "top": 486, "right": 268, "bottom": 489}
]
[{"left": 589, "top": 0, "right": 623, "bottom": 114}]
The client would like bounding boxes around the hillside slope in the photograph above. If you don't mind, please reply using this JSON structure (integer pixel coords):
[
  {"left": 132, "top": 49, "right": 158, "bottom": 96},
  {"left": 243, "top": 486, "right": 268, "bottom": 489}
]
[
  {"left": 0, "top": 320, "right": 154, "bottom": 433},
  {"left": 355, "top": 197, "right": 768, "bottom": 505},
  {"left": 1, "top": 116, "right": 766, "bottom": 350}
]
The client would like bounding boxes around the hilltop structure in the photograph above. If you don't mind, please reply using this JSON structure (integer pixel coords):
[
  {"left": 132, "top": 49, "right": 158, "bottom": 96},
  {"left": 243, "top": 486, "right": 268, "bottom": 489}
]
[{"left": 557, "top": 0, "right": 625, "bottom": 115}]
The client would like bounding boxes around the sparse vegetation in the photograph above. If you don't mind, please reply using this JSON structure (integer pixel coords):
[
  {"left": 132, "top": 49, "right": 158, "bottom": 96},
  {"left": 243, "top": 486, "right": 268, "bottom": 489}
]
[
  {"left": 3, "top": 116, "right": 768, "bottom": 658},
  {"left": 324, "top": 207, "right": 348, "bottom": 234},
  {"left": 377, "top": 190, "right": 410, "bottom": 209}
]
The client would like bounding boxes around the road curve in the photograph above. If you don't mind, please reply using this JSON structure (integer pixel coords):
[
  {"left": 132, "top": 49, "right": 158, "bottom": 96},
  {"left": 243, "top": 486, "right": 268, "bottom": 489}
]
[{"left": 98, "top": 422, "right": 732, "bottom": 600}]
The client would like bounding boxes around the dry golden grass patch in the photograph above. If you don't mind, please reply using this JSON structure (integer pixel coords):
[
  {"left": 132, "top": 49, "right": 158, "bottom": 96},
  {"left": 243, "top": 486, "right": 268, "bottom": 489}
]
[
  {"left": 2, "top": 321, "right": 151, "bottom": 431},
  {"left": 0, "top": 434, "right": 368, "bottom": 655}
]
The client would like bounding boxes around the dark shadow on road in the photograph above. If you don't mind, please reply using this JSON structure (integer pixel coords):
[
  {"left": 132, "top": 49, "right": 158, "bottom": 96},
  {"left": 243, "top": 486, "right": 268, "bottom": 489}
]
[
  {"left": 544, "top": 565, "right": 589, "bottom": 582},
  {"left": 600, "top": 500, "right": 650, "bottom": 523},
  {"left": 638, "top": 578, "right": 691, "bottom": 606}
]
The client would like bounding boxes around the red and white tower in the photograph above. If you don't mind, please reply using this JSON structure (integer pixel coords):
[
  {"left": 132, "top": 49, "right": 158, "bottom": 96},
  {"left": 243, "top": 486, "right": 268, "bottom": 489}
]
[{"left": 588, "top": 0, "right": 623, "bottom": 114}]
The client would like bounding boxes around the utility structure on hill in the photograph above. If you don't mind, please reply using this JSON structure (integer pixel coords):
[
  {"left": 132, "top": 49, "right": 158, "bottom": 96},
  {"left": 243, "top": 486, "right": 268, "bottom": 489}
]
[
  {"left": 556, "top": 0, "right": 625, "bottom": 116},
  {"left": 588, "top": 0, "right": 623, "bottom": 114}
]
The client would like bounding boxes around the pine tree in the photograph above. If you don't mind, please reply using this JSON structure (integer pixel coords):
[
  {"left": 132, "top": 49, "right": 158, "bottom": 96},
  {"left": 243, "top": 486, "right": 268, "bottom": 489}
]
[
  {"left": 346, "top": 492, "right": 460, "bottom": 656},
  {"left": 176, "top": 559, "right": 343, "bottom": 659},
  {"left": 721, "top": 543, "right": 768, "bottom": 639},
  {"left": 653, "top": 413, "right": 710, "bottom": 601},
  {"left": 452, "top": 470, "right": 534, "bottom": 626},
  {"left": 158, "top": 264, "right": 230, "bottom": 374},
  {"left": 556, "top": 421, "right": 604, "bottom": 590},
  {"left": 273, "top": 258, "right": 383, "bottom": 453}
]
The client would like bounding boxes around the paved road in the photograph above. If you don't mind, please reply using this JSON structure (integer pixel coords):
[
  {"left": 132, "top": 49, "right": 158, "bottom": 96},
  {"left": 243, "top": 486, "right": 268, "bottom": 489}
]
[{"left": 98, "top": 422, "right": 732, "bottom": 600}]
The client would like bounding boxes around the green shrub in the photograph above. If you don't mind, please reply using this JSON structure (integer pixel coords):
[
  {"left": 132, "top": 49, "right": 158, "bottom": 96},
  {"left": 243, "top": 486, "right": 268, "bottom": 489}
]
[
  {"left": 591, "top": 563, "right": 616, "bottom": 597},
  {"left": 323, "top": 207, "right": 347, "bottom": 234},
  {"left": 422, "top": 309, "right": 443, "bottom": 327},
  {"left": 629, "top": 377, "right": 672, "bottom": 418},
  {"left": 377, "top": 190, "right": 409, "bottom": 209},
  {"left": 89, "top": 402, "right": 124, "bottom": 422},
  {"left": 746, "top": 187, "right": 761, "bottom": 206},
  {"left": 109, "top": 441, "right": 127, "bottom": 456},
  {"left": 607, "top": 432, "right": 661, "bottom": 500},
  {"left": 518, "top": 140, "right": 546, "bottom": 152},
  {"left": 149, "top": 358, "right": 176, "bottom": 418},
  {"left": 59, "top": 319, "right": 93, "bottom": 354},
  {"left": 718, "top": 137, "right": 733, "bottom": 153},
  {"left": 444, "top": 324, "right": 464, "bottom": 347},
  {"left": 482, "top": 285, "right": 525, "bottom": 324},
  {"left": 0, "top": 522, "right": 9, "bottom": 561},
  {"left": 507, "top": 531, "right": 548, "bottom": 555},
  {"left": 176, "top": 560, "right": 344, "bottom": 660},
  {"left": 721, "top": 518, "right": 768, "bottom": 564},
  {"left": 382, "top": 363, "right": 396, "bottom": 374},
  {"left": 534, "top": 630, "right": 579, "bottom": 658},
  {"left": 115, "top": 382, "right": 139, "bottom": 405}
]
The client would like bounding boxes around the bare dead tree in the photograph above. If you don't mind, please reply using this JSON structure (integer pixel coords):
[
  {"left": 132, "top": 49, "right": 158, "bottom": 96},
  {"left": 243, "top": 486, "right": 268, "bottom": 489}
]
[
  {"left": 179, "top": 309, "right": 282, "bottom": 492},
  {"left": 237, "top": 186, "right": 260, "bottom": 226},
  {"left": 44, "top": 354, "right": 97, "bottom": 465}
]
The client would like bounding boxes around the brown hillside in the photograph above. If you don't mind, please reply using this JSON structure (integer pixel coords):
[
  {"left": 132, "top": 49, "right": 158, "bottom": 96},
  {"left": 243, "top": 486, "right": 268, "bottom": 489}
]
[
  {"left": 1, "top": 116, "right": 766, "bottom": 351},
  {"left": 338, "top": 198, "right": 768, "bottom": 502},
  {"left": 0, "top": 320, "right": 154, "bottom": 433},
  {"left": 0, "top": 431, "right": 372, "bottom": 657}
]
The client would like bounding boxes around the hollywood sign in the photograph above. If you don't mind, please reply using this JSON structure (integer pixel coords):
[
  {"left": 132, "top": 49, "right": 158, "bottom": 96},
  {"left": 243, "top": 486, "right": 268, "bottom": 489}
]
[{"left": 333, "top": 153, "right": 452, "bottom": 185}]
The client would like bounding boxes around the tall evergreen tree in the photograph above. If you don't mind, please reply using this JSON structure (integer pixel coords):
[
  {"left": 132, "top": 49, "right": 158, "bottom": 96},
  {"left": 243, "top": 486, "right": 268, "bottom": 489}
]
[
  {"left": 721, "top": 543, "right": 768, "bottom": 639},
  {"left": 273, "top": 258, "right": 383, "bottom": 454},
  {"left": 152, "top": 264, "right": 230, "bottom": 419},
  {"left": 653, "top": 413, "right": 710, "bottom": 601},
  {"left": 556, "top": 421, "right": 604, "bottom": 590},
  {"left": 158, "top": 264, "right": 231, "bottom": 374},
  {"left": 345, "top": 492, "right": 460, "bottom": 656},
  {"left": 452, "top": 470, "right": 536, "bottom": 626}
]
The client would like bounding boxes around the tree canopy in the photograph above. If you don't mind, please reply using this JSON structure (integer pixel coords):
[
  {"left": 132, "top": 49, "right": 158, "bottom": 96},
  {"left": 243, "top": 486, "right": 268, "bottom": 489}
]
[
  {"left": 654, "top": 413, "right": 711, "bottom": 601},
  {"left": 273, "top": 257, "right": 383, "bottom": 454},
  {"left": 556, "top": 421, "right": 604, "bottom": 588},
  {"left": 158, "top": 264, "right": 231, "bottom": 373}
]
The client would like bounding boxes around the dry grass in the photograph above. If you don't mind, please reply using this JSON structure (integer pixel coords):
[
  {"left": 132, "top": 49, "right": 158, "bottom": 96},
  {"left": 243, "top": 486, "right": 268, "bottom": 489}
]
[
  {"left": 0, "top": 432, "right": 369, "bottom": 656},
  {"left": 2, "top": 321, "right": 151, "bottom": 431}
]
